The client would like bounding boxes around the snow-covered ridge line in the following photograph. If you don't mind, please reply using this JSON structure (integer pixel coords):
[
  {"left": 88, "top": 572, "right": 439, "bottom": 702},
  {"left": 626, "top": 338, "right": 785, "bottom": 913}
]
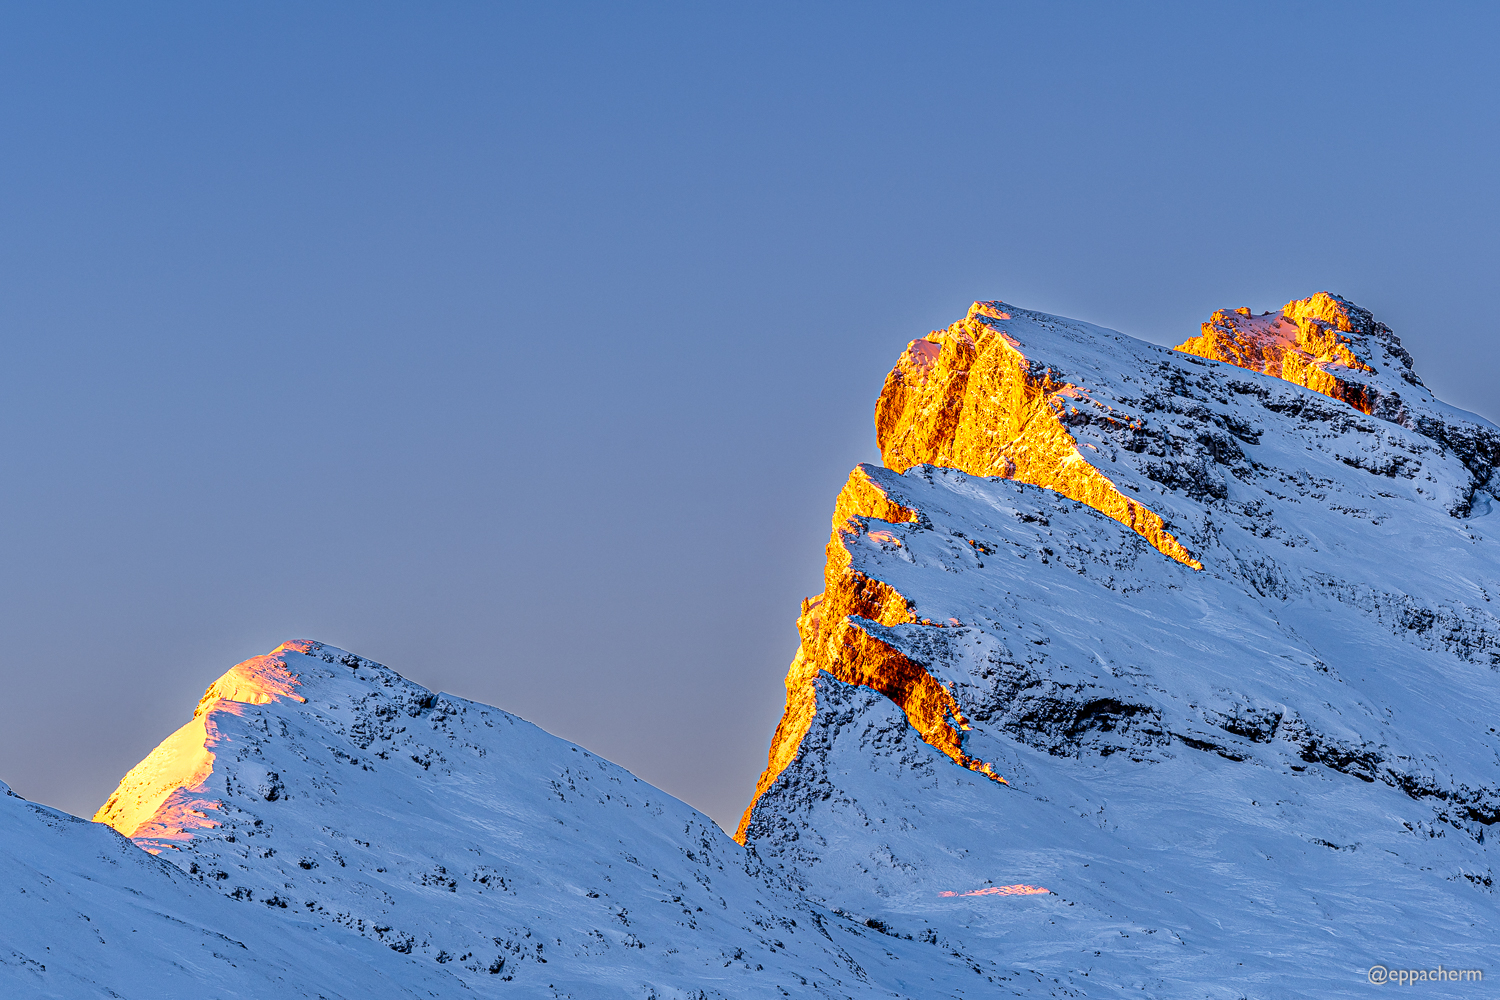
[
  {"left": 86, "top": 639, "right": 1006, "bottom": 996},
  {"left": 95, "top": 639, "right": 317, "bottom": 847},
  {"left": 2, "top": 754, "right": 455, "bottom": 998}
]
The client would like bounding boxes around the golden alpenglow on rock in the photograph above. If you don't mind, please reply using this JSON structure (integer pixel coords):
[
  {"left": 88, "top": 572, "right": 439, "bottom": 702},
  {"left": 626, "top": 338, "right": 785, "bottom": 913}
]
[
  {"left": 734, "top": 293, "right": 1499, "bottom": 997},
  {"left": 734, "top": 466, "right": 1006, "bottom": 842},
  {"left": 739, "top": 299, "right": 1225, "bottom": 841},
  {"left": 738, "top": 292, "right": 1500, "bottom": 856},
  {"left": 1175, "top": 292, "right": 1388, "bottom": 413},
  {"left": 876, "top": 302, "right": 1203, "bottom": 570}
]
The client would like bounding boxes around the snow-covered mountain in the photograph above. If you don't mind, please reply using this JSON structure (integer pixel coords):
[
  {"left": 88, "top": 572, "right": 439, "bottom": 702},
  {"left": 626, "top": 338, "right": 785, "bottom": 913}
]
[
  {"left": 741, "top": 294, "right": 1500, "bottom": 996},
  {"left": 5, "top": 293, "right": 1497, "bottom": 998},
  {"left": 83, "top": 639, "right": 995, "bottom": 998}
]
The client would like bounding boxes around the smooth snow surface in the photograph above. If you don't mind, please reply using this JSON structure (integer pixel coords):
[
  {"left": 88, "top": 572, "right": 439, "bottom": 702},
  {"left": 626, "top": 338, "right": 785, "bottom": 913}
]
[{"left": 4, "top": 299, "right": 1498, "bottom": 998}]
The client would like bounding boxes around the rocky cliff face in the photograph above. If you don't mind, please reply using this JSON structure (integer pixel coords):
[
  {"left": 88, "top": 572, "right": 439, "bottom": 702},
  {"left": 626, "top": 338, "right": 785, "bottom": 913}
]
[
  {"left": 1175, "top": 293, "right": 1413, "bottom": 418},
  {"left": 1176, "top": 293, "right": 1500, "bottom": 508},
  {"left": 875, "top": 301, "right": 1202, "bottom": 568},
  {"left": 739, "top": 294, "right": 1500, "bottom": 994}
]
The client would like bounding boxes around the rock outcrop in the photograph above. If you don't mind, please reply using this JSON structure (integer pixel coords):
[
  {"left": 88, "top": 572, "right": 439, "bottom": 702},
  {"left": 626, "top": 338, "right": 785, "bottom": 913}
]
[
  {"left": 876, "top": 301, "right": 1202, "bottom": 569},
  {"left": 1176, "top": 292, "right": 1500, "bottom": 507},
  {"left": 1175, "top": 293, "right": 1393, "bottom": 414},
  {"left": 735, "top": 467, "right": 1005, "bottom": 842}
]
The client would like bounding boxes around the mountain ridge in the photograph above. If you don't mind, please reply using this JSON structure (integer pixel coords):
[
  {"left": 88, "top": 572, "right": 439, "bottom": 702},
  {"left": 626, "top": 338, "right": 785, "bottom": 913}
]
[
  {"left": 85, "top": 638, "right": 1010, "bottom": 996},
  {"left": 8, "top": 291, "right": 1498, "bottom": 998}
]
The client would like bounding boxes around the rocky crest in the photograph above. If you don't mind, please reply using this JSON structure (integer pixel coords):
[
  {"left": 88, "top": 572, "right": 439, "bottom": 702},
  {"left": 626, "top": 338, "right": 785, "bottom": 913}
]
[
  {"left": 1177, "top": 293, "right": 1500, "bottom": 507},
  {"left": 876, "top": 301, "right": 1202, "bottom": 569},
  {"left": 1176, "top": 293, "right": 1413, "bottom": 418}
]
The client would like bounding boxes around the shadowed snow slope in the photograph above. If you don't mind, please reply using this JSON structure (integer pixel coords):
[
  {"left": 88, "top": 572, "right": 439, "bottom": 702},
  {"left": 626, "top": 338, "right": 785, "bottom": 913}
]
[{"left": 0, "top": 778, "right": 452, "bottom": 998}]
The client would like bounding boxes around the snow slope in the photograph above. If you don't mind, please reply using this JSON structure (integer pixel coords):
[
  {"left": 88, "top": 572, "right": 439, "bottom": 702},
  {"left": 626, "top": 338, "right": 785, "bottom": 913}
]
[{"left": 0, "top": 778, "right": 453, "bottom": 998}]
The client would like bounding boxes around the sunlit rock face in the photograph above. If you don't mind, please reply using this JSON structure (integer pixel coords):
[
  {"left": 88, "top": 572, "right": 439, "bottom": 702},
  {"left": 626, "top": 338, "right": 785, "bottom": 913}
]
[
  {"left": 1176, "top": 293, "right": 1408, "bottom": 418},
  {"left": 742, "top": 297, "right": 1500, "bottom": 993},
  {"left": 876, "top": 301, "right": 1203, "bottom": 568},
  {"left": 734, "top": 467, "right": 1008, "bottom": 844},
  {"left": 1174, "top": 291, "right": 1500, "bottom": 514}
]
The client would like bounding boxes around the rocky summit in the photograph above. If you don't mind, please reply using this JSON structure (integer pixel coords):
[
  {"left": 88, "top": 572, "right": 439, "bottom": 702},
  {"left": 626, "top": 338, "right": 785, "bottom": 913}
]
[{"left": 5, "top": 294, "right": 1497, "bottom": 998}]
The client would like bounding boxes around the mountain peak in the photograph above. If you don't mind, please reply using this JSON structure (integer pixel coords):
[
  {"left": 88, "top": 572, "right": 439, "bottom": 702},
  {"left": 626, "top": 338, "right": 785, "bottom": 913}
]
[
  {"left": 191, "top": 640, "right": 311, "bottom": 718},
  {"left": 93, "top": 639, "right": 362, "bottom": 848},
  {"left": 1175, "top": 291, "right": 1422, "bottom": 416},
  {"left": 734, "top": 295, "right": 1500, "bottom": 993},
  {"left": 82, "top": 639, "right": 1003, "bottom": 995}
]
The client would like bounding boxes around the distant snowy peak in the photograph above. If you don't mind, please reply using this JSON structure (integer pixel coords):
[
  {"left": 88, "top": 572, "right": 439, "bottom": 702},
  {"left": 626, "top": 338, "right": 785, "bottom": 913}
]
[
  {"left": 95, "top": 640, "right": 362, "bottom": 852},
  {"left": 91, "top": 640, "right": 1002, "bottom": 996}
]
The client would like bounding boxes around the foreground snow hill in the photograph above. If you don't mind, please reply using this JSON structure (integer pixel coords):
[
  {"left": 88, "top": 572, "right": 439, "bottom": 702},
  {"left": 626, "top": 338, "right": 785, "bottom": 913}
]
[
  {"left": 0, "top": 777, "right": 450, "bottom": 998},
  {"left": 741, "top": 294, "right": 1500, "bottom": 996},
  {"left": 81, "top": 639, "right": 999, "bottom": 998}
]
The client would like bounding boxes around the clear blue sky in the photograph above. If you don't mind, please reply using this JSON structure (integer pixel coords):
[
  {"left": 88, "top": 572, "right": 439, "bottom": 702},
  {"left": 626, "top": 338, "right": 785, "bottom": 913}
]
[{"left": 2, "top": 2, "right": 1495, "bottom": 831}]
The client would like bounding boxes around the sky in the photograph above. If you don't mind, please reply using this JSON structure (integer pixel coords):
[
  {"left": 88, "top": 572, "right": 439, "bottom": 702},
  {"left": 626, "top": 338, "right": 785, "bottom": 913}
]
[{"left": 1, "top": 2, "right": 1496, "bottom": 833}]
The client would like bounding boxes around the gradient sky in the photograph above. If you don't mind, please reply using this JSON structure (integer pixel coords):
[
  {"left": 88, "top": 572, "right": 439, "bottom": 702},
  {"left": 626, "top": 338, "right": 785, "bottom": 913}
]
[{"left": 2, "top": 2, "right": 1496, "bottom": 833}]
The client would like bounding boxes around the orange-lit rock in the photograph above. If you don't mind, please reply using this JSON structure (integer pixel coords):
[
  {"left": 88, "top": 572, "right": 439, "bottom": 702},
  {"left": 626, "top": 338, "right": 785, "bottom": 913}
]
[
  {"left": 93, "top": 641, "right": 310, "bottom": 851},
  {"left": 734, "top": 467, "right": 1005, "bottom": 842},
  {"left": 876, "top": 302, "right": 1202, "bottom": 570},
  {"left": 1175, "top": 292, "right": 1378, "bottom": 412}
]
